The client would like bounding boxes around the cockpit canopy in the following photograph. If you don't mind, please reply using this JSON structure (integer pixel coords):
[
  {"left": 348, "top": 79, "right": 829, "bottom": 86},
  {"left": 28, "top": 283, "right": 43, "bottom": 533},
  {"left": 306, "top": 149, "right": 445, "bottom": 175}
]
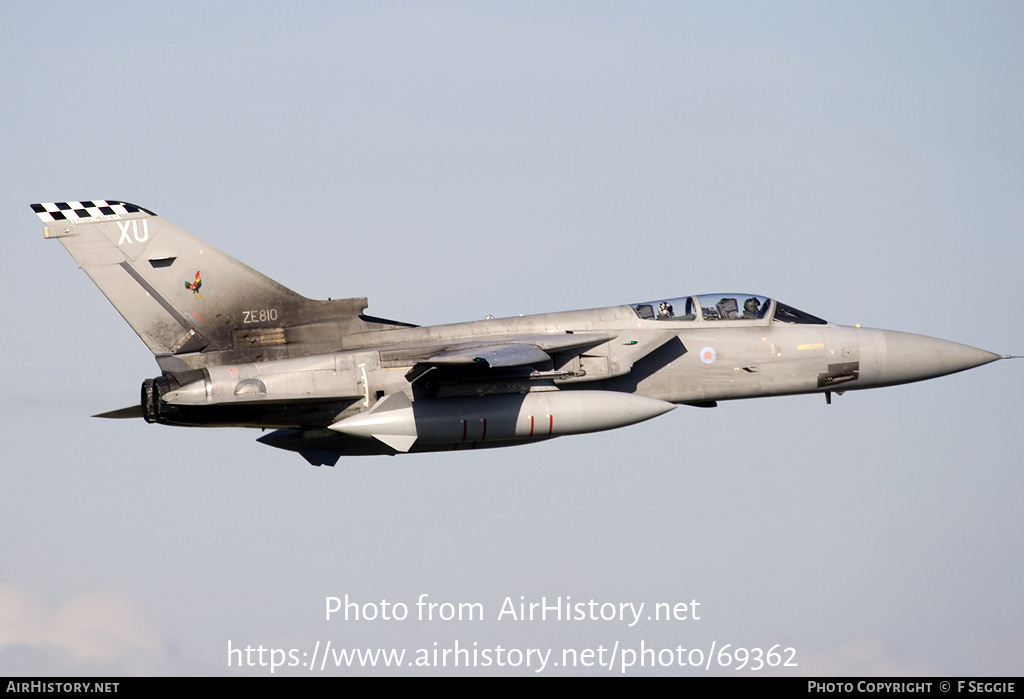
[{"left": 630, "top": 294, "right": 827, "bottom": 325}]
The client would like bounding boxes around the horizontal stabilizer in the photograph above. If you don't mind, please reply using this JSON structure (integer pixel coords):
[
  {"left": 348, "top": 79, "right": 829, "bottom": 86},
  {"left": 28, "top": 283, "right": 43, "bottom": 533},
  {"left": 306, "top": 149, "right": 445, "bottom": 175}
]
[{"left": 93, "top": 405, "right": 144, "bottom": 419}]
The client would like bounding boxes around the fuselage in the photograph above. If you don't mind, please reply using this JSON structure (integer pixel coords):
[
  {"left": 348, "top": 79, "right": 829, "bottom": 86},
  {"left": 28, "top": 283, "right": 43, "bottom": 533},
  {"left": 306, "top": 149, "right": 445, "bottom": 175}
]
[
  {"left": 342, "top": 294, "right": 1000, "bottom": 400},
  {"left": 151, "top": 294, "right": 1002, "bottom": 434}
]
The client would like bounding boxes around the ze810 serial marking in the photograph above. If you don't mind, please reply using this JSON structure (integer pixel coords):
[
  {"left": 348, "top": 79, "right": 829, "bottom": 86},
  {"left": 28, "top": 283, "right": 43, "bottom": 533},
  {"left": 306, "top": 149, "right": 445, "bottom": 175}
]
[{"left": 243, "top": 309, "right": 279, "bottom": 323}]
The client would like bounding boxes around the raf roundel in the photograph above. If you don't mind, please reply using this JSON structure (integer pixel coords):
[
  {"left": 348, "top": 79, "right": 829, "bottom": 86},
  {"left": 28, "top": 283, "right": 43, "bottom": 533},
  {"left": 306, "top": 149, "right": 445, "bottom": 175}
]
[{"left": 700, "top": 347, "right": 717, "bottom": 364}]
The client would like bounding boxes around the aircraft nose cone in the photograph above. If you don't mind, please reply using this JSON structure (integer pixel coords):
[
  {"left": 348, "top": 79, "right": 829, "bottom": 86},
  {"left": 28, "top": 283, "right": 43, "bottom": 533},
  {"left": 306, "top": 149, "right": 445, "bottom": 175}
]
[{"left": 879, "top": 330, "right": 1002, "bottom": 385}]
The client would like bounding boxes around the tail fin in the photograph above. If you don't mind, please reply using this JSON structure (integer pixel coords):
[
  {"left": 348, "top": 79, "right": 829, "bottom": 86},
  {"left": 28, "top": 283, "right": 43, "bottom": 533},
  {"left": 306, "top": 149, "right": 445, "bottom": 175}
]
[{"left": 33, "top": 201, "right": 388, "bottom": 369}]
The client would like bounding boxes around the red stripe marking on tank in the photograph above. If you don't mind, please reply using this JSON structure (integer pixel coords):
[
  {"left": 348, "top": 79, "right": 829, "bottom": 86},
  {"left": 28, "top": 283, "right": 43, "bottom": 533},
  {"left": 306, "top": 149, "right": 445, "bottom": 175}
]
[
  {"left": 529, "top": 415, "right": 535, "bottom": 437},
  {"left": 548, "top": 414, "right": 553, "bottom": 436}
]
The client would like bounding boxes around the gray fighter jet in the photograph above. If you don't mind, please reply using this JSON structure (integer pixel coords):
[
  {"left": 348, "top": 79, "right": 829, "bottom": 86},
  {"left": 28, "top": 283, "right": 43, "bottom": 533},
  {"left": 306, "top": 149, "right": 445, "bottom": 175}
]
[{"left": 33, "top": 201, "right": 1011, "bottom": 465}]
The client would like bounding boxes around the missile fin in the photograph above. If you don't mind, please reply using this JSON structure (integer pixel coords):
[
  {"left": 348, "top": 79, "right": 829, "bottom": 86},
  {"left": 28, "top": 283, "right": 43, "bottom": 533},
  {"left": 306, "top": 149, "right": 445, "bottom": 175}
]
[{"left": 372, "top": 433, "right": 417, "bottom": 453}]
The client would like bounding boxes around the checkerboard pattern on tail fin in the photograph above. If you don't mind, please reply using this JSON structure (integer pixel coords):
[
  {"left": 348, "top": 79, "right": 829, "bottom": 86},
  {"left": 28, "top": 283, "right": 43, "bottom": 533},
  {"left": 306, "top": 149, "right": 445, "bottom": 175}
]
[{"left": 32, "top": 200, "right": 156, "bottom": 222}]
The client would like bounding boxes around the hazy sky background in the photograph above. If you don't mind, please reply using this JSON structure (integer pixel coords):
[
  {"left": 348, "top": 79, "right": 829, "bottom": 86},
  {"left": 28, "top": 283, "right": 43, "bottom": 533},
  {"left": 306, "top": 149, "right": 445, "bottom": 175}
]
[{"left": 1, "top": 1, "right": 1021, "bottom": 676}]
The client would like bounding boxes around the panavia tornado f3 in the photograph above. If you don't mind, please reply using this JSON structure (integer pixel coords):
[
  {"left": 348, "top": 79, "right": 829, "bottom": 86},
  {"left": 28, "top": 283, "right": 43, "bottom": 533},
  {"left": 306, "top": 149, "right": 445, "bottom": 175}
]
[{"left": 33, "top": 200, "right": 1012, "bottom": 466}]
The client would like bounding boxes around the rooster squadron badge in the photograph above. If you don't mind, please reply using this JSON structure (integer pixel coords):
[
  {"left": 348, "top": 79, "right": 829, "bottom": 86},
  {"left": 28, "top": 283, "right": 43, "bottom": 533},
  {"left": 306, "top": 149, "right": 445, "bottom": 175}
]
[{"left": 185, "top": 271, "right": 203, "bottom": 298}]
